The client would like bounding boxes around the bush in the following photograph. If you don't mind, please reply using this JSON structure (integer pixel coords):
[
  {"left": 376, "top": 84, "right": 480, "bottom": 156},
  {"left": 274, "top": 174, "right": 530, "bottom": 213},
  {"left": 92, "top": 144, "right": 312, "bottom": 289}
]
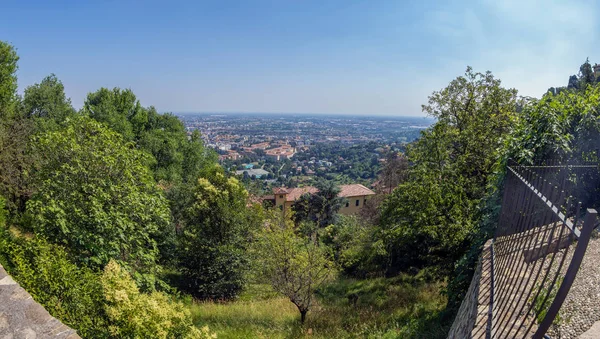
[
  {"left": 321, "top": 215, "right": 384, "bottom": 277},
  {"left": 0, "top": 230, "right": 109, "bottom": 338},
  {"left": 0, "top": 196, "right": 6, "bottom": 227},
  {"left": 178, "top": 167, "right": 261, "bottom": 300},
  {"left": 0, "top": 230, "right": 213, "bottom": 338},
  {"left": 102, "top": 260, "right": 215, "bottom": 338}
]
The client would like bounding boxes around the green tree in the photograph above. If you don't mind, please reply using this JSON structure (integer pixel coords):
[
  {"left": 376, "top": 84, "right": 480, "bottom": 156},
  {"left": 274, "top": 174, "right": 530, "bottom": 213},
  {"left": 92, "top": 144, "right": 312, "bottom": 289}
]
[
  {"left": 377, "top": 67, "right": 518, "bottom": 275},
  {"left": 503, "top": 85, "right": 600, "bottom": 164},
  {"left": 26, "top": 117, "right": 170, "bottom": 279},
  {"left": 82, "top": 87, "right": 140, "bottom": 141},
  {"left": 21, "top": 74, "right": 76, "bottom": 130},
  {"left": 178, "top": 166, "right": 260, "bottom": 299},
  {"left": 83, "top": 88, "right": 215, "bottom": 184},
  {"left": 0, "top": 41, "right": 33, "bottom": 213},
  {"left": 579, "top": 57, "right": 596, "bottom": 88},
  {"left": 253, "top": 214, "right": 335, "bottom": 323},
  {"left": 0, "top": 196, "right": 6, "bottom": 228},
  {"left": 0, "top": 41, "right": 19, "bottom": 119},
  {"left": 292, "top": 180, "right": 345, "bottom": 229}
]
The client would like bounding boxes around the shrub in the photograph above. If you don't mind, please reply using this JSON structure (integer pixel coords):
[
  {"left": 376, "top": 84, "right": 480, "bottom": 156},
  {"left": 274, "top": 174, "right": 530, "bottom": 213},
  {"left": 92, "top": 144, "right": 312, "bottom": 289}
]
[
  {"left": 101, "top": 260, "right": 215, "bottom": 338},
  {"left": 0, "top": 231, "right": 109, "bottom": 338},
  {"left": 0, "top": 230, "right": 214, "bottom": 338},
  {"left": 178, "top": 167, "right": 261, "bottom": 300}
]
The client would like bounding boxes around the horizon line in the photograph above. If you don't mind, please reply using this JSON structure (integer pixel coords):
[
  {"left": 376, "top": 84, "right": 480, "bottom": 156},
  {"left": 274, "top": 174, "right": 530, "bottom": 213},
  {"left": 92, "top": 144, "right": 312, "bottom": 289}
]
[{"left": 172, "top": 111, "right": 431, "bottom": 118}]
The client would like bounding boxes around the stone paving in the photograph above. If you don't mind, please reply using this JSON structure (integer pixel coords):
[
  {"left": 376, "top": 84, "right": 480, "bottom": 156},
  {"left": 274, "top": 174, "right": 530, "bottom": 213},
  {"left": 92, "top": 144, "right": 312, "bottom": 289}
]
[
  {"left": 545, "top": 235, "right": 600, "bottom": 339},
  {"left": 0, "top": 264, "right": 79, "bottom": 338}
]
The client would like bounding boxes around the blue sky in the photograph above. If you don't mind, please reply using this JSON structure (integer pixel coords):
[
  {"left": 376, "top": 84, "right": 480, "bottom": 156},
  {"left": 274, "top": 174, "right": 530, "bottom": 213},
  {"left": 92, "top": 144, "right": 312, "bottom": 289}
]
[{"left": 2, "top": 0, "right": 599, "bottom": 116}]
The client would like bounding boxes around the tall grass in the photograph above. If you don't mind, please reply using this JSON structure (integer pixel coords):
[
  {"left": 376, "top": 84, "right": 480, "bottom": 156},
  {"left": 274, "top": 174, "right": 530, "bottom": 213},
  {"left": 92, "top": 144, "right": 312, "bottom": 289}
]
[{"left": 189, "top": 274, "right": 451, "bottom": 338}]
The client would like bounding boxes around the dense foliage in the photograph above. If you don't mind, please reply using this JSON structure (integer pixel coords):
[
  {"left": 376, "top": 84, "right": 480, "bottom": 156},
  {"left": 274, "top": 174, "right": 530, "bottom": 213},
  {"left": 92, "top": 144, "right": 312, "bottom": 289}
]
[
  {"left": 375, "top": 68, "right": 518, "bottom": 276},
  {"left": 291, "top": 180, "right": 345, "bottom": 229},
  {"left": 178, "top": 167, "right": 261, "bottom": 299},
  {"left": 101, "top": 260, "right": 215, "bottom": 339},
  {"left": 22, "top": 74, "right": 76, "bottom": 131},
  {"left": 27, "top": 117, "right": 170, "bottom": 283},
  {"left": 0, "top": 230, "right": 109, "bottom": 337},
  {"left": 83, "top": 87, "right": 216, "bottom": 184},
  {"left": 0, "top": 228, "right": 211, "bottom": 338}
]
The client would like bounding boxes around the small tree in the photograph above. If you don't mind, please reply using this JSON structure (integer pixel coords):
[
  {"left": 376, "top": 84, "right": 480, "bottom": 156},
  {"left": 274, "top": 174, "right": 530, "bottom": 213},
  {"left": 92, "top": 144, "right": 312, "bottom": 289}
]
[
  {"left": 379, "top": 152, "right": 409, "bottom": 194},
  {"left": 291, "top": 180, "right": 345, "bottom": 229},
  {"left": 178, "top": 167, "right": 260, "bottom": 299},
  {"left": 254, "top": 215, "right": 335, "bottom": 323}
]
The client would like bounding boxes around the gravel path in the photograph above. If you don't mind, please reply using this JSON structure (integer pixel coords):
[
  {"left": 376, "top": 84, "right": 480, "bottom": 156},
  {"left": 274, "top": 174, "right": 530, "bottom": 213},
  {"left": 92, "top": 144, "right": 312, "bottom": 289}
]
[{"left": 546, "top": 234, "right": 600, "bottom": 339}]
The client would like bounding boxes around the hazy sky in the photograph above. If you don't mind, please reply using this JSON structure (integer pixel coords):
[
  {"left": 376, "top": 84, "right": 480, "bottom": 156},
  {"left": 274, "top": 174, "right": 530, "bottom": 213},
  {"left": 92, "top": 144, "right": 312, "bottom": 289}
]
[{"left": 2, "top": 0, "right": 599, "bottom": 116}]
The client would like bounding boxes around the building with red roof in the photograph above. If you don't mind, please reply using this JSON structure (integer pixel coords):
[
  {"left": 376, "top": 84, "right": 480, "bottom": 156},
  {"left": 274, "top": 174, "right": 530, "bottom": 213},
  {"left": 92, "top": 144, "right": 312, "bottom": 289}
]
[{"left": 268, "top": 184, "right": 375, "bottom": 215}]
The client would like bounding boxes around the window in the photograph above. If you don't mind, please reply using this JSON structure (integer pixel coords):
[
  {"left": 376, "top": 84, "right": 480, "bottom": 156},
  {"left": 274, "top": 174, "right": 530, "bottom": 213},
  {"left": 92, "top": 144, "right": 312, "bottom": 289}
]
[
  {"left": 345, "top": 202, "right": 349, "bottom": 208},
  {"left": 364, "top": 199, "right": 367, "bottom": 204},
  {"left": 279, "top": 195, "right": 284, "bottom": 198},
  {"left": 355, "top": 199, "right": 359, "bottom": 206}
]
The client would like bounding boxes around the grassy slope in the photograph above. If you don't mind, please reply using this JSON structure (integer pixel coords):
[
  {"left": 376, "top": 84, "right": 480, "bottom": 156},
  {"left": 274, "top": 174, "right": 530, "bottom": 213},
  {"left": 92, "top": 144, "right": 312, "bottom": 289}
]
[{"left": 189, "top": 276, "right": 451, "bottom": 339}]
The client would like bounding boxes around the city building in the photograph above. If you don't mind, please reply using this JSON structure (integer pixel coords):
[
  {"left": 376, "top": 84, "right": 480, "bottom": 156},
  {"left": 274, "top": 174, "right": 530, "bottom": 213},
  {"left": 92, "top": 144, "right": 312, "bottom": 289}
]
[
  {"left": 218, "top": 150, "right": 242, "bottom": 161},
  {"left": 269, "top": 184, "right": 375, "bottom": 215},
  {"left": 265, "top": 145, "right": 296, "bottom": 161}
]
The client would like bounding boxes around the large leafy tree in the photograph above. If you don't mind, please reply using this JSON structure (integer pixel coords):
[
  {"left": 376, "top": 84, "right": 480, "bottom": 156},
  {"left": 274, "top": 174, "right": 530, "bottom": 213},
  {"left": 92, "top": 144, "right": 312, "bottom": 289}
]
[
  {"left": 378, "top": 67, "right": 518, "bottom": 275},
  {"left": 0, "top": 41, "right": 33, "bottom": 212},
  {"left": 21, "top": 74, "right": 76, "bottom": 130},
  {"left": 83, "top": 88, "right": 215, "bottom": 184},
  {"left": 82, "top": 87, "right": 141, "bottom": 141},
  {"left": 0, "top": 41, "right": 19, "bottom": 119},
  {"left": 178, "top": 166, "right": 261, "bottom": 299},
  {"left": 579, "top": 57, "right": 596, "bottom": 89},
  {"left": 27, "top": 117, "right": 170, "bottom": 276}
]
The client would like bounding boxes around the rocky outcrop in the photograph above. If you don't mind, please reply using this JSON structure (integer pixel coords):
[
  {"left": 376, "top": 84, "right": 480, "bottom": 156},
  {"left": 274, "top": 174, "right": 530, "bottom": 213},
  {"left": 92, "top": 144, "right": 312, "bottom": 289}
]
[{"left": 0, "top": 264, "right": 79, "bottom": 338}]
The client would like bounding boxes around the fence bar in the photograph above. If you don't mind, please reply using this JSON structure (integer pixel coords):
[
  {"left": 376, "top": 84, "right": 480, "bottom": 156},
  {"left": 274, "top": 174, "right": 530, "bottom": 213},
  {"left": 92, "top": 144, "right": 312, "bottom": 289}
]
[
  {"left": 508, "top": 166, "right": 581, "bottom": 237},
  {"left": 532, "top": 209, "right": 598, "bottom": 339},
  {"left": 487, "top": 161, "right": 599, "bottom": 338}
]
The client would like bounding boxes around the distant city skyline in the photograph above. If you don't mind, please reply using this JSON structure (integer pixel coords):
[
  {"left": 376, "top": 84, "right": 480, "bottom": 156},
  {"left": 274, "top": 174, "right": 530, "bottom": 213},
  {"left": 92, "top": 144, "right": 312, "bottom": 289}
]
[{"left": 2, "top": 0, "right": 599, "bottom": 116}]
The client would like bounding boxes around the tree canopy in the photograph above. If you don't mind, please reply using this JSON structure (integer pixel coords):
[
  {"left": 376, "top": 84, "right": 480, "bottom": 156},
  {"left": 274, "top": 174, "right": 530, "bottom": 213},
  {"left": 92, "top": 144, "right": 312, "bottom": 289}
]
[
  {"left": 377, "top": 67, "right": 518, "bottom": 275},
  {"left": 178, "top": 166, "right": 260, "bottom": 299},
  {"left": 27, "top": 117, "right": 170, "bottom": 278}
]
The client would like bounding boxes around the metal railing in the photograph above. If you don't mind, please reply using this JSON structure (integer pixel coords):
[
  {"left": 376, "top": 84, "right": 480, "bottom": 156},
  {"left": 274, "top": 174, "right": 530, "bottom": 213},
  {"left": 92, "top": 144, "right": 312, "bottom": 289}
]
[{"left": 488, "top": 160, "right": 599, "bottom": 338}]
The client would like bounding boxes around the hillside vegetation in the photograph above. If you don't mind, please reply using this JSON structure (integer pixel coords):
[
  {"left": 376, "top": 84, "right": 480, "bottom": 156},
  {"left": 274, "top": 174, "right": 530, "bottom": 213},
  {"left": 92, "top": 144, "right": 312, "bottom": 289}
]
[{"left": 1, "top": 40, "right": 599, "bottom": 338}]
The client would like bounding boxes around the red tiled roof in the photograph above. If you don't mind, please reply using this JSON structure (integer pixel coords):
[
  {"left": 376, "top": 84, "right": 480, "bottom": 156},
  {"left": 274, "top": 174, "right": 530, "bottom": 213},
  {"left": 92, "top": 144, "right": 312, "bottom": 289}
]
[
  {"left": 272, "top": 187, "right": 289, "bottom": 195},
  {"left": 339, "top": 184, "right": 375, "bottom": 197},
  {"left": 271, "top": 184, "right": 374, "bottom": 202},
  {"left": 284, "top": 187, "right": 319, "bottom": 201}
]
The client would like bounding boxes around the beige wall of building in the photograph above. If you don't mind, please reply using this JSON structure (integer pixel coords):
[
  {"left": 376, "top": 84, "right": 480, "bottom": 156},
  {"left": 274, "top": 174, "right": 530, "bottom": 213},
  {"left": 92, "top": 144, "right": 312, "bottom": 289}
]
[
  {"left": 274, "top": 192, "right": 372, "bottom": 215},
  {"left": 339, "top": 194, "right": 371, "bottom": 215}
]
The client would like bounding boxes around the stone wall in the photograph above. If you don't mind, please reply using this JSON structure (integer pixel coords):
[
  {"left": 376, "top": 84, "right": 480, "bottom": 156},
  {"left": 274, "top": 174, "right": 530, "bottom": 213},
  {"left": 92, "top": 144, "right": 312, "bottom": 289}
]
[
  {"left": 0, "top": 264, "right": 80, "bottom": 338},
  {"left": 447, "top": 240, "right": 492, "bottom": 339}
]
